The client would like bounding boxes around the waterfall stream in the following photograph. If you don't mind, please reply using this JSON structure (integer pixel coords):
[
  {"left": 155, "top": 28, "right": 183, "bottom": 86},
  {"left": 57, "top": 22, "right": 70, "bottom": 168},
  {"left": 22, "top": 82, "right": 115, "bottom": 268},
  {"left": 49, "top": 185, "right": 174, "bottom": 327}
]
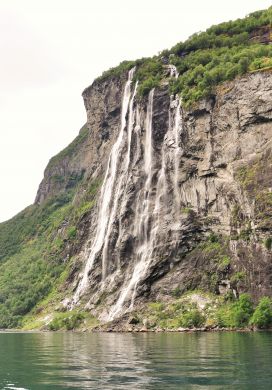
[
  {"left": 101, "top": 80, "right": 138, "bottom": 281},
  {"left": 108, "top": 92, "right": 183, "bottom": 321},
  {"left": 168, "top": 64, "right": 179, "bottom": 79},
  {"left": 72, "top": 68, "right": 136, "bottom": 303},
  {"left": 108, "top": 89, "right": 155, "bottom": 320}
]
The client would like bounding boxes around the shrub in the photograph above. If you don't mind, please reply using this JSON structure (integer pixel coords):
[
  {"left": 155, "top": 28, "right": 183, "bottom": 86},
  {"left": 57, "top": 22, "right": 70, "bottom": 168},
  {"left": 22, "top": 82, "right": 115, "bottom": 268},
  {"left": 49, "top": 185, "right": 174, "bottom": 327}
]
[
  {"left": 250, "top": 297, "right": 272, "bottom": 328},
  {"left": 149, "top": 302, "right": 164, "bottom": 312},
  {"left": 179, "top": 308, "right": 205, "bottom": 328},
  {"left": 96, "top": 60, "right": 137, "bottom": 82},
  {"left": 67, "top": 226, "right": 77, "bottom": 240},
  {"left": 137, "top": 76, "right": 160, "bottom": 97},
  {"left": 218, "top": 256, "right": 231, "bottom": 271},
  {"left": 233, "top": 293, "right": 254, "bottom": 325},
  {"left": 231, "top": 271, "right": 246, "bottom": 284},
  {"left": 217, "top": 293, "right": 253, "bottom": 327},
  {"left": 265, "top": 237, "right": 272, "bottom": 250},
  {"left": 48, "top": 311, "right": 85, "bottom": 331},
  {"left": 171, "top": 287, "right": 182, "bottom": 298},
  {"left": 208, "top": 233, "right": 220, "bottom": 243}
]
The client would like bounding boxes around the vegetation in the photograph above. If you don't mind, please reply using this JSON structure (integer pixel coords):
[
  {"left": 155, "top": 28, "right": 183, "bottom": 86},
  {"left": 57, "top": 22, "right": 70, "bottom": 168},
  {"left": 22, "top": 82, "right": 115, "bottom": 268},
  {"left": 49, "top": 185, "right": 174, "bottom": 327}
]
[
  {"left": 183, "top": 234, "right": 232, "bottom": 293},
  {"left": 48, "top": 311, "right": 86, "bottom": 331},
  {"left": 146, "top": 296, "right": 206, "bottom": 329},
  {"left": 265, "top": 237, "right": 272, "bottom": 250},
  {"left": 170, "top": 44, "right": 272, "bottom": 106},
  {"left": 134, "top": 58, "right": 164, "bottom": 96},
  {"left": 230, "top": 272, "right": 246, "bottom": 284},
  {"left": 96, "top": 60, "right": 138, "bottom": 82},
  {"left": 0, "top": 190, "right": 74, "bottom": 264},
  {"left": 95, "top": 7, "right": 272, "bottom": 105},
  {"left": 0, "top": 202, "right": 70, "bottom": 328},
  {"left": 168, "top": 5, "right": 272, "bottom": 105},
  {"left": 0, "top": 179, "right": 101, "bottom": 329},
  {"left": 216, "top": 294, "right": 254, "bottom": 328},
  {"left": 135, "top": 292, "right": 272, "bottom": 331},
  {"left": 250, "top": 297, "right": 272, "bottom": 328},
  {"left": 179, "top": 307, "right": 205, "bottom": 328}
]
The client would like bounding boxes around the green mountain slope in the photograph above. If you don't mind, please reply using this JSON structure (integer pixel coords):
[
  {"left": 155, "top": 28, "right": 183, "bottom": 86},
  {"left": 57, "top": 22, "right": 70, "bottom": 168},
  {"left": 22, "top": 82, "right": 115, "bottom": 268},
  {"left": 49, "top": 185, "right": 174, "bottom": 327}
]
[{"left": 0, "top": 167, "right": 101, "bottom": 328}]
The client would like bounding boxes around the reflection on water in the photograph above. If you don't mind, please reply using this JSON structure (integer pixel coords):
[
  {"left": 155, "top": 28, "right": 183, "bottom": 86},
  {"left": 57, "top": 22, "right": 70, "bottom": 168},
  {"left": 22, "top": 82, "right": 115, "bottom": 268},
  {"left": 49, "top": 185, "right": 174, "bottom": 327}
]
[{"left": 0, "top": 331, "right": 272, "bottom": 389}]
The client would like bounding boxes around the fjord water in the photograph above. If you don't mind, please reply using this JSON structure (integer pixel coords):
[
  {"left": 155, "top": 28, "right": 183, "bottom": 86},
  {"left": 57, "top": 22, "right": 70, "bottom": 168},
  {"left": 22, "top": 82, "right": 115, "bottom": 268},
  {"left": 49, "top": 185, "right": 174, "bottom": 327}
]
[{"left": 1, "top": 332, "right": 272, "bottom": 389}]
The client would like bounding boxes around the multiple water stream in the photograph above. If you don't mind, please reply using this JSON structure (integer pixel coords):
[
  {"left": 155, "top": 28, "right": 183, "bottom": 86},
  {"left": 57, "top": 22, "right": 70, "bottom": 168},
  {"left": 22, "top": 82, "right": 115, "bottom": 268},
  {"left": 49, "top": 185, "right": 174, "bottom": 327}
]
[{"left": 73, "top": 66, "right": 185, "bottom": 320}]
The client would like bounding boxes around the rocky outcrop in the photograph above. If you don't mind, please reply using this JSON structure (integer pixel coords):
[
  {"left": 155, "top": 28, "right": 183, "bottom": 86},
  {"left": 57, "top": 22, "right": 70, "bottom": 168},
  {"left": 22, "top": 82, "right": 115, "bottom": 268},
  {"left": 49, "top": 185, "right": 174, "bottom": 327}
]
[
  {"left": 250, "top": 25, "right": 272, "bottom": 45},
  {"left": 50, "top": 68, "right": 272, "bottom": 321}
]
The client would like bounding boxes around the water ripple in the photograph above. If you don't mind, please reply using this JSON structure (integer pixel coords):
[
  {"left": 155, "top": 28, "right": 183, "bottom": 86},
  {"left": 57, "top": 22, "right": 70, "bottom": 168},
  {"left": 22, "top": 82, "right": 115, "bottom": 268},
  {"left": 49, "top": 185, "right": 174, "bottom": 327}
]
[{"left": 0, "top": 332, "right": 272, "bottom": 389}]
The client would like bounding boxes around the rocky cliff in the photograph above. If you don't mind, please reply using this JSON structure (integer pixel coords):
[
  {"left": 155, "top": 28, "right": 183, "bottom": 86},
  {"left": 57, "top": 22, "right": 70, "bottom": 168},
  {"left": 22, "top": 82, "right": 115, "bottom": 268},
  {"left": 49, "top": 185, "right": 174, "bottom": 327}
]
[{"left": 49, "top": 68, "right": 270, "bottom": 325}]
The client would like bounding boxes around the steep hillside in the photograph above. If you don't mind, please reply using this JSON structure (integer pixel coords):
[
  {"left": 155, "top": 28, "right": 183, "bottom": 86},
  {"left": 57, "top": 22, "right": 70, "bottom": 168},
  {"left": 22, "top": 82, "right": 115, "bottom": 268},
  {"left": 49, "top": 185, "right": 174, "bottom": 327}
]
[{"left": 1, "top": 7, "right": 272, "bottom": 331}]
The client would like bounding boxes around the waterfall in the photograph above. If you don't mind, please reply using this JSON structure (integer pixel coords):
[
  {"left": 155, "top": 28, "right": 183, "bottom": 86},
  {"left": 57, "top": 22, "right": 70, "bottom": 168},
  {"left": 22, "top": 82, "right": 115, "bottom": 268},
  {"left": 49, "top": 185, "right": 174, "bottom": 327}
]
[
  {"left": 72, "top": 68, "right": 136, "bottom": 303},
  {"left": 107, "top": 93, "right": 183, "bottom": 321},
  {"left": 101, "top": 80, "right": 138, "bottom": 280},
  {"left": 135, "top": 88, "right": 154, "bottom": 242},
  {"left": 168, "top": 64, "right": 179, "bottom": 79},
  {"left": 73, "top": 68, "right": 183, "bottom": 320},
  {"left": 172, "top": 97, "right": 182, "bottom": 212},
  {"left": 107, "top": 89, "right": 155, "bottom": 320},
  {"left": 126, "top": 81, "right": 139, "bottom": 169}
]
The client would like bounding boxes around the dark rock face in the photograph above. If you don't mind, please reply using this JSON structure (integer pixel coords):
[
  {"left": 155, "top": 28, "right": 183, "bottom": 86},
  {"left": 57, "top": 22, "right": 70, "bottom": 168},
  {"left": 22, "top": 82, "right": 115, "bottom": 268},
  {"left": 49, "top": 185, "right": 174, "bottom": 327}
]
[
  {"left": 152, "top": 86, "right": 170, "bottom": 146},
  {"left": 249, "top": 25, "right": 272, "bottom": 45},
  {"left": 37, "top": 69, "right": 272, "bottom": 320}
]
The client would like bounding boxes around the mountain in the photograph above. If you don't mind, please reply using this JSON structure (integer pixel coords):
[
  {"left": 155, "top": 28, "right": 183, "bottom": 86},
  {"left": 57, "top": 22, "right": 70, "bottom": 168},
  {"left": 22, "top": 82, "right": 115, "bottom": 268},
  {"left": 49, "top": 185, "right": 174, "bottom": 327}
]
[{"left": 1, "top": 7, "right": 272, "bottom": 331}]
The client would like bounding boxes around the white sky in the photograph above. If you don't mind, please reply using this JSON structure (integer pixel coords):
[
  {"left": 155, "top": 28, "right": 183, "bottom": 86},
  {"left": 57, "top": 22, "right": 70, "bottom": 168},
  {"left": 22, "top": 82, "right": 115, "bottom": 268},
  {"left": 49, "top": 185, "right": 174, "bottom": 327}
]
[{"left": 0, "top": 0, "right": 271, "bottom": 222}]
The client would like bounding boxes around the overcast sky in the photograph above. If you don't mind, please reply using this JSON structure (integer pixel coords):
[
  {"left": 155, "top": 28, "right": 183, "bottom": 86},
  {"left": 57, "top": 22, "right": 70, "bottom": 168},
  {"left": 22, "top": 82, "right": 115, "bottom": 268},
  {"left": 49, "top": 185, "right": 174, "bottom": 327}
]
[{"left": 0, "top": 0, "right": 271, "bottom": 222}]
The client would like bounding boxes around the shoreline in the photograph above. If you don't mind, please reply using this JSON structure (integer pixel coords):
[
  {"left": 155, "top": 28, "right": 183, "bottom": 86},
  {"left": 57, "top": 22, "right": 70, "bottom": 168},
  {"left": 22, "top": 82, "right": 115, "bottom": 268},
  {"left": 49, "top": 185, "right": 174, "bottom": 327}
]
[
  {"left": 91, "top": 326, "right": 269, "bottom": 334},
  {"left": 1, "top": 326, "right": 270, "bottom": 334}
]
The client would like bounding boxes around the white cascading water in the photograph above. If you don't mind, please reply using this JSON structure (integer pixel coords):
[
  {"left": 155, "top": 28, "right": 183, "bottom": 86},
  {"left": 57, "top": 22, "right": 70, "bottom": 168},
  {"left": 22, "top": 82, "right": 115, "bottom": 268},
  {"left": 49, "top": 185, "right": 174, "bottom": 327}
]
[
  {"left": 72, "top": 67, "right": 136, "bottom": 303},
  {"left": 126, "top": 81, "right": 139, "bottom": 169},
  {"left": 107, "top": 89, "right": 155, "bottom": 320},
  {"left": 107, "top": 93, "right": 183, "bottom": 320},
  {"left": 101, "top": 80, "right": 138, "bottom": 280},
  {"left": 168, "top": 64, "right": 179, "bottom": 79},
  {"left": 171, "top": 96, "right": 182, "bottom": 213},
  {"left": 73, "top": 64, "right": 183, "bottom": 319}
]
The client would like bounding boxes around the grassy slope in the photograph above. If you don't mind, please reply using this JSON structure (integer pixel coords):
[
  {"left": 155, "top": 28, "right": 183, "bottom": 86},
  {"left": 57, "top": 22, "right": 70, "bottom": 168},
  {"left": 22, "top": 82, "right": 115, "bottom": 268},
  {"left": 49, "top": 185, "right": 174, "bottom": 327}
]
[{"left": 0, "top": 176, "right": 101, "bottom": 328}]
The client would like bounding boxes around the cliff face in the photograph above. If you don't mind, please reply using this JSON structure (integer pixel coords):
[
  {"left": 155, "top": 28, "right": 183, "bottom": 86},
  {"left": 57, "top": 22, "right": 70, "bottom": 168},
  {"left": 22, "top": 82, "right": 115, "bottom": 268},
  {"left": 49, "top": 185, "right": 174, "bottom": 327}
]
[
  {"left": 151, "top": 70, "right": 272, "bottom": 302},
  {"left": 36, "top": 68, "right": 272, "bottom": 322}
]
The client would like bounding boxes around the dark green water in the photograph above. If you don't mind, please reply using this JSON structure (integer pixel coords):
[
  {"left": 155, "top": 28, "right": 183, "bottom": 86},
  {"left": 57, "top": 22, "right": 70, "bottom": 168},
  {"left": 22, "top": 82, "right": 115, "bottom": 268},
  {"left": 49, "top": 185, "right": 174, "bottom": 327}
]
[{"left": 0, "top": 332, "right": 272, "bottom": 389}]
